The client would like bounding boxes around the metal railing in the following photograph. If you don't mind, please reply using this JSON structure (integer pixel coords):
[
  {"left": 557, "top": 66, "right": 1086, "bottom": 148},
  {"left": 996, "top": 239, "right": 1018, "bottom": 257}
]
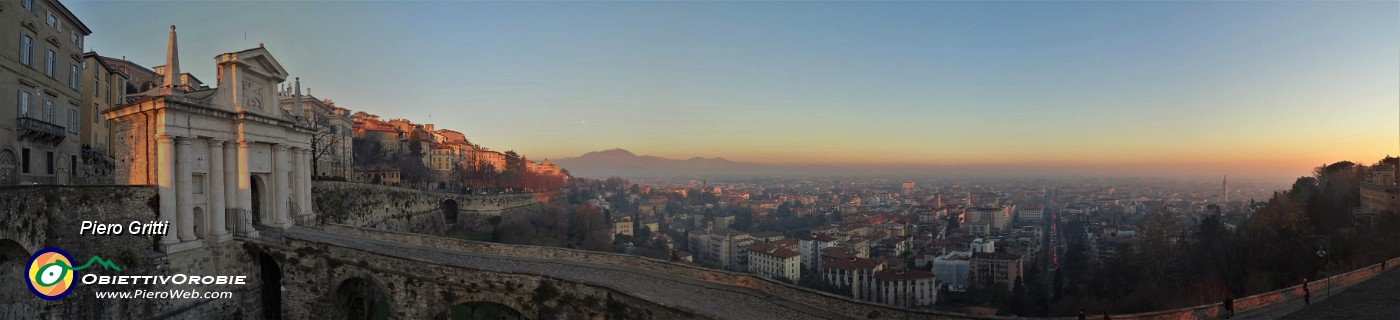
[
  {"left": 226, "top": 208, "right": 255, "bottom": 235},
  {"left": 17, "top": 116, "right": 65, "bottom": 136},
  {"left": 295, "top": 213, "right": 323, "bottom": 228}
]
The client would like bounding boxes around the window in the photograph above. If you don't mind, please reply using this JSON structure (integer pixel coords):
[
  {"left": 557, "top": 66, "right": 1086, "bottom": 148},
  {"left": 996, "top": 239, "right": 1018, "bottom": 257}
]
[
  {"left": 43, "top": 99, "right": 55, "bottom": 123},
  {"left": 93, "top": 106, "right": 99, "bottom": 124},
  {"left": 94, "top": 78, "right": 100, "bottom": 97},
  {"left": 19, "top": 34, "right": 33, "bottom": 67},
  {"left": 69, "top": 64, "right": 80, "bottom": 90},
  {"left": 67, "top": 108, "right": 78, "bottom": 133},
  {"left": 45, "top": 49, "right": 55, "bottom": 77},
  {"left": 46, "top": 12, "right": 56, "bottom": 28},
  {"left": 21, "top": 0, "right": 33, "bottom": 13},
  {"left": 70, "top": 31, "right": 78, "bottom": 46},
  {"left": 70, "top": 155, "right": 76, "bottom": 177},
  {"left": 21, "top": 149, "right": 30, "bottom": 174},
  {"left": 45, "top": 152, "right": 53, "bottom": 175},
  {"left": 17, "top": 90, "right": 32, "bottom": 117},
  {"left": 193, "top": 175, "right": 205, "bottom": 194}
]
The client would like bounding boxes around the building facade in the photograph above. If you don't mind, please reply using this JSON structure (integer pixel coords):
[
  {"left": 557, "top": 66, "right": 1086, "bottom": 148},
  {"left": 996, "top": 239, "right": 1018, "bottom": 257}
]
[
  {"left": 1, "top": 0, "right": 93, "bottom": 185},
  {"left": 106, "top": 26, "right": 314, "bottom": 252},
  {"left": 873, "top": 269, "right": 938, "bottom": 307},
  {"left": 970, "top": 252, "right": 1023, "bottom": 289},
  {"left": 748, "top": 242, "right": 801, "bottom": 282}
]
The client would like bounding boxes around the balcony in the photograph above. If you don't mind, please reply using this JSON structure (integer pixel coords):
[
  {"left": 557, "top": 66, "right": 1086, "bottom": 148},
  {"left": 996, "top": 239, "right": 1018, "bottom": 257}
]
[{"left": 17, "top": 116, "right": 65, "bottom": 145}]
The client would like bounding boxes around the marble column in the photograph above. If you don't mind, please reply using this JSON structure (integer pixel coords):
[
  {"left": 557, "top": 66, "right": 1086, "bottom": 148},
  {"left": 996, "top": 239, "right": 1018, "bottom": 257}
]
[
  {"left": 223, "top": 142, "right": 238, "bottom": 233},
  {"left": 175, "top": 137, "right": 195, "bottom": 241},
  {"left": 272, "top": 145, "right": 290, "bottom": 228},
  {"left": 208, "top": 139, "right": 229, "bottom": 239},
  {"left": 300, "top": 148, "right": 313, "bottom": 215},
  {"left": 236, "top": 140, "right": 253, "bottom": 231},
  {"left": 288, "top": 147, "right": 302, "bottom": 217},
  {"left": 155, "top": 136, "right": 180, "bottom": 245}
]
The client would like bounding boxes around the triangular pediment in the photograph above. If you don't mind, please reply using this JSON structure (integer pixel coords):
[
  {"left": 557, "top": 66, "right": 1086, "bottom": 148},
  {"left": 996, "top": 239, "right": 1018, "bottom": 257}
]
[{"left": 228, "top": 47, "right": 289, "bottom": 82}]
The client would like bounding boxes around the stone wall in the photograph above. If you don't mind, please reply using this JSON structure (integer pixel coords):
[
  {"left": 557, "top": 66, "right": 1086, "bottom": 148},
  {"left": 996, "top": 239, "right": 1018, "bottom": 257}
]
[
  {"left": 311, "top": 181, "right": 560, "bottom": 233},
  {"left": 261, "top": 233, "right": 699, "bottom": 320},
  {"left": 324, "top": 224, "right": 1400, "bottom": 320},
  {"left": 0, "top": 185, "right": 263, "bottom": 319},
  {"left": 323, "top": 224, "right": 1000, "bottom": 320}
]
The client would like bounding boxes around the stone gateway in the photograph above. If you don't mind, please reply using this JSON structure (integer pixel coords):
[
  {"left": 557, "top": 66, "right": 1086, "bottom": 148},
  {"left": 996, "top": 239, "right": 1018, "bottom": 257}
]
[{"left": 105, "top": 26, "right": 315, "bottom": 253}]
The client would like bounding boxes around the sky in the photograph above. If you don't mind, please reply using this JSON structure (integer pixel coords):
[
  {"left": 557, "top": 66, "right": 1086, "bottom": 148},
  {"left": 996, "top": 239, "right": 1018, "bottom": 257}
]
[{"left": 69, "top": 0, "right": 1399, "bottom": 181}]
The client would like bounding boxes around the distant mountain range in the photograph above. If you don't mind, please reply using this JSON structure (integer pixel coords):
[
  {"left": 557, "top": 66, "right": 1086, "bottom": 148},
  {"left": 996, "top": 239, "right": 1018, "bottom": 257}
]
[{"left": 552, "top": 149, "right": 782, "bottom": 179}]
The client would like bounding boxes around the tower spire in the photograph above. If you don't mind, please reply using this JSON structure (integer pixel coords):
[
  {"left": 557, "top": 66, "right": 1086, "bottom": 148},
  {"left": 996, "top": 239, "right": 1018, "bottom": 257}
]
[
  {"left": 1223, "top": 175, "right": 1229, "bottom": 204},
  {"left": 161, "top": 25, "right": 182, "bottom": 95},
  {"left": 293, "top": 77, "right": 303, "bottom": 116}
]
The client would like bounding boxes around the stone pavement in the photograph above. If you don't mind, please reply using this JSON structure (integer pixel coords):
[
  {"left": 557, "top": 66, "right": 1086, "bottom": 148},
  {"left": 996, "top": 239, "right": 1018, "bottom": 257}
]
[
  {"left": 1232, "top": 267, "right": 1400, "bottom": 320},
  {"left": 286, "top": 228, "right": 863, "bottom": 320},
  {"left": 1277, "top": 266, "right": 1400, "bottom": 320}
]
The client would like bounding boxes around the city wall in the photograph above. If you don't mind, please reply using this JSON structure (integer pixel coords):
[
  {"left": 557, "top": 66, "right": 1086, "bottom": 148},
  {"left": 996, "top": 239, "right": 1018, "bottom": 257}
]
[
  {"left": 260, "top": 230, "right": 699, "bottom": 319},
  {"left": 0, "top": 185, "right": 263, "bottom": 319},
  {"left": 325, "top": 223, "right": 1400, "bottom": 320},
  {"left": 311, "top": 181, "right": 559, "bottom": 233}
]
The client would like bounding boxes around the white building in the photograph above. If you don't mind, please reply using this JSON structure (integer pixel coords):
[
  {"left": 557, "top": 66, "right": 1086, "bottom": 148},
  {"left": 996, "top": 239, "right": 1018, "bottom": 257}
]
[
  {"left": 932, "top": 251, "right": 971, "bottom": 292},
  {"left": 1017, "top": 204, "right": 1045, "bottom": 223},
  {"left": 748, "top": 242, "right": 801, "bottom": 282},
  {"left": 106, "top": 26, "right": 314, "bottom": 252},
  {"left": 798, "top": 234, "right": 838, "bottom": 272},
  {"left": 874, "top": 269, "right": 939, "bottom": 307},
  {"left": 971, "top": 238, "right": 996, "bottom": 253}
]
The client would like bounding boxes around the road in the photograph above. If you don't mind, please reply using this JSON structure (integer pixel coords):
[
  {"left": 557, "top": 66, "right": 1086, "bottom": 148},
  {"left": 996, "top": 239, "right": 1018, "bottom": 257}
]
[
  {"left": 1232, "top": 266, "right": 1400, "bottom": 320},
  {"left": 283, "top": 228, "right": 859, "bottom": 320}
]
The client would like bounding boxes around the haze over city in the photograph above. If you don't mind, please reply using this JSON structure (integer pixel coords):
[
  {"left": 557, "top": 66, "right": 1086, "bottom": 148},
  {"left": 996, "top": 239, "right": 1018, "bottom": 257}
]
[{"left": 70, "top": 1, "right": 1399, "bottom": 181}]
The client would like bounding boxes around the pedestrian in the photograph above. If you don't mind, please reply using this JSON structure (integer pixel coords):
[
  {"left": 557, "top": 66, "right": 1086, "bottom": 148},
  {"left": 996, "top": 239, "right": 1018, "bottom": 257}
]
[
  {"left": 1303, "top": 278, "right": 1311, "bottom": 305},
  {"left": 1078, "top": 309, "right": 1086, "bottom": 320},
  {"left": 1224, "top": 295, "right": 1234, "bottom": 318},
  {"left": 1102, "top": 311, "right": 1111, "bottom": 320}
]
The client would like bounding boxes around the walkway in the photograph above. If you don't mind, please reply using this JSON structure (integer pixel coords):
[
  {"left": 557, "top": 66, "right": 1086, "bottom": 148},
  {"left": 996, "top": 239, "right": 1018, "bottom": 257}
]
[
  {"left": 283, "top": 228, "right": 863, "bottom": 320},
  {"left": 1234, "top": 267, "right": 1400, "bottom": 320}
]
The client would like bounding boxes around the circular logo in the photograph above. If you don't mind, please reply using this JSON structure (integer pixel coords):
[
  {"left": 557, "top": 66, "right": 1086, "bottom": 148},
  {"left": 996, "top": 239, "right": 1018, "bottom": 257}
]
[{"left": 27, "top": 247, "right": 76, "bottom": 300}]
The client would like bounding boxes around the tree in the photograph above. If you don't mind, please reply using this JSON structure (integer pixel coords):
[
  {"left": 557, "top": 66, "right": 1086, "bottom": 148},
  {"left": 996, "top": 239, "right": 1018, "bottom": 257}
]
[
  {"left": 352, "top": 137, "right": 385, "bottom": 168},
  {"left": 301, "top": 107, "right": 346, "bottom": 179}
]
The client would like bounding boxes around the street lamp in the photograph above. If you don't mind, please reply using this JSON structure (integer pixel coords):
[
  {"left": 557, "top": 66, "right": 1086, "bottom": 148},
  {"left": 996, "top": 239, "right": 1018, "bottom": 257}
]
[{"left": 1317, "top": 235, "right": 1331, "bottom": 300}]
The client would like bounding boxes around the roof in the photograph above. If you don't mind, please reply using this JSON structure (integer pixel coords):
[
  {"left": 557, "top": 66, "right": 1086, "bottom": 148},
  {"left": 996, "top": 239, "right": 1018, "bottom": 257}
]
[
  {"left": 822, "top": 256, "right": 881, "bottom": 270},
  {"left": 749, "top": 243, "right": 800, "bottom": 259},
  {"left": 874, "top": 268, "right": 936, "bottom": 281},
  {"left": 971, "top": 252, "right": 1022, "bottom": 261}
]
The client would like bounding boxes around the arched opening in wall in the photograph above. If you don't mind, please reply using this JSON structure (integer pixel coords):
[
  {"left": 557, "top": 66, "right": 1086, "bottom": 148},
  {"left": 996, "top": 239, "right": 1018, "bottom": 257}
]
[
  {"left": 251, "top": 175, "right": 266, "bottom": 226},
  {"left": 258, "top": 251, "right": 283, "bottom": 320},
  {"left": 0, "top": 239, "right": 32, "bottom": 303},
  {"left": 0, "top": 149, "right": 16, "bottom": 185},
  {"left": 333, "top": 277, "right": 391, "bottom": 320},
  {"left": 435, "top": 302, "right": 524, "bottom": 320},
  {"left": 442, "top": 199, "right": 459, "bottom": 225},
  {"left": 192, "top": 207, "right": 205, "bottom": 239}
]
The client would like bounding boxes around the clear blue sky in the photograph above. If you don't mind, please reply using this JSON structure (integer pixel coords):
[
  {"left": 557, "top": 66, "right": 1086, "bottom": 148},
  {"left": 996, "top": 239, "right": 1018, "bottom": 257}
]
[{"left": 70, "top": 1, "right": 1399, "bottom": 180}]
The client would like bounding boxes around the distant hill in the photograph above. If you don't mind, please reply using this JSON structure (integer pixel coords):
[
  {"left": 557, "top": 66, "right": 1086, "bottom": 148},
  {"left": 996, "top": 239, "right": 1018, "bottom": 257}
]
[{"left": 552, "top": 149, "right": 779, "bottom": 178}]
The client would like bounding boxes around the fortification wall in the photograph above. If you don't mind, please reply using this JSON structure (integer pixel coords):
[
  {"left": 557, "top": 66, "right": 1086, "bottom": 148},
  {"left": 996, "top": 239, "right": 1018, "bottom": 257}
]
[
  {"left": 263, "top": 234, "right": 699, "bottom": 319},
  {"left": 0, "top": 185, "right": 262, "bottom": 319},
  {"left": 311, "top": 181, "right": 560, "bottom": 233}
]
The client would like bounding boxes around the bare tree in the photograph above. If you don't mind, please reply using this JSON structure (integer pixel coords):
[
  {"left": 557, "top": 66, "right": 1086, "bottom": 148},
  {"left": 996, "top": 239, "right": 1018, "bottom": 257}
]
[{"left": 301, "top": 109, "right": 346, "bottom": 179}]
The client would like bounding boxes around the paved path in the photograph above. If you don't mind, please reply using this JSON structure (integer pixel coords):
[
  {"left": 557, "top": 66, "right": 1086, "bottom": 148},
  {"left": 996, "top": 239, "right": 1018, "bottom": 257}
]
[
  {"left": 1232, "top": 267, "right": 1400, "bottom": 320},
  {"left": 1277, "top": 266, "right": 1400, "bottom": 320},
  {"left": 283, "top": 228, "right": 861, "bottom": 320}
]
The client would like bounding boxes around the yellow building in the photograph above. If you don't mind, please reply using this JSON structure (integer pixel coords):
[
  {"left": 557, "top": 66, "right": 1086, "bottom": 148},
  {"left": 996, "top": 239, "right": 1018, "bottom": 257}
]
[{"left": 79, "top": 53, "right": 127, "bottom": 157}]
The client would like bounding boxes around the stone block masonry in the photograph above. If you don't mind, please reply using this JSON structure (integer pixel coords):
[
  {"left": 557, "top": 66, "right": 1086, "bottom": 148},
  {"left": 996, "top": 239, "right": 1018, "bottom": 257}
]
[
  {"left": 311, "top": 181, "right": 560, "bottom": 232},
  {"left": 0, "top": 185, "right": 264, "bottom": 319}
]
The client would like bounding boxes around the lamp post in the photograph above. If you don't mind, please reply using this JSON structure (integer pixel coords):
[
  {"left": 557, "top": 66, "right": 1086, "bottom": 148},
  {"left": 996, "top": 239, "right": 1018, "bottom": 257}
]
[{"left": 1317, "top": 235, "right": 1331, "bottom": 300}]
